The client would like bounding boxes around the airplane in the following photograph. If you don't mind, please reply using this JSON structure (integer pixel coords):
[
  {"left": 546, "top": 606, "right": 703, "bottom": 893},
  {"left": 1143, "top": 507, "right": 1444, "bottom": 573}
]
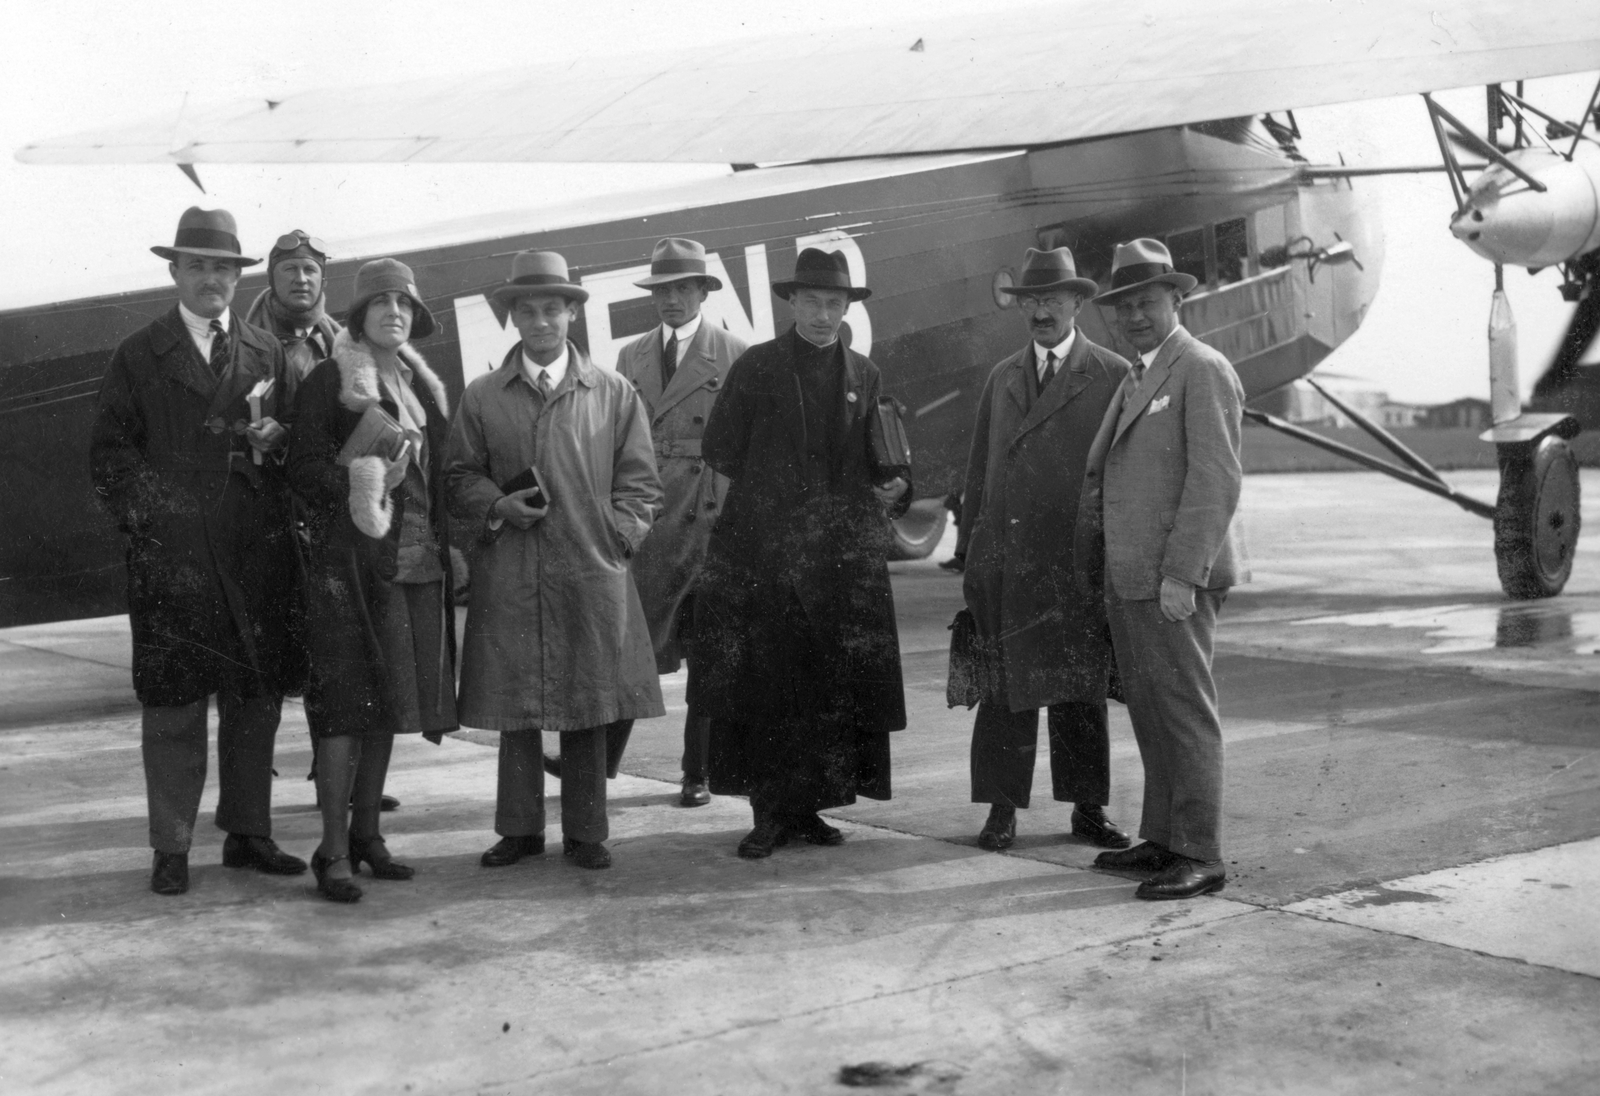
[{"left": 3, "top": 0, "right": 1598, "bottom": 630}]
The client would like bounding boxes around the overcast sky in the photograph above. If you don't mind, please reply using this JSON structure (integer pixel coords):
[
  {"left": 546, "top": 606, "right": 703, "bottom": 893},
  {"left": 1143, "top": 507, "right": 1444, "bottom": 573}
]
[{"left": 3, "top": 0, "right": 1594, "bottom": 404}]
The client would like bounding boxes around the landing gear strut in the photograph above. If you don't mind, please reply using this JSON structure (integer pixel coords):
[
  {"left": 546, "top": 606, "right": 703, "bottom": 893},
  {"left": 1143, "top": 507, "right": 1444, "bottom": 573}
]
[{"left": 1494, "top": 434, "right": 1582, "bottom": 598}]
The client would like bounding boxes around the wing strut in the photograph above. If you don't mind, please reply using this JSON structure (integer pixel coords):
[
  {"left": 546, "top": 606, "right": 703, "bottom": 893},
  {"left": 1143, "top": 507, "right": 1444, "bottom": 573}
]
[
  {"left": 1423, "top": 93, "right": 1547, "bottom": 207},
  {"left": 1241, "top": 408, "right": 1498, "bottom": 520}
]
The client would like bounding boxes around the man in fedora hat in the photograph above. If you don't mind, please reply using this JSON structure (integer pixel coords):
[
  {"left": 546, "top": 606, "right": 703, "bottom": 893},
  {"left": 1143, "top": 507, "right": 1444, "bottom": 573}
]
[
  {"left": 1083, "top": 238, "right": 1249, "bottom": 900},
  {"left": 91, "top": 206, "right": 307, "bottom": 895},
  {"left": 445, "top": 250, "right": 664, "bottom": 871},
  {"left": 690, "top": 247, "right": 910, "bottom": 858},
  {"left": 244, "top": 230, "right": 340, "bottom": 403},
  {"left": 613, "top": 238, "right": 749, "bottom": 807},
  {"left": 956, "top": 246, "right": 1133, "bottom": 854}
]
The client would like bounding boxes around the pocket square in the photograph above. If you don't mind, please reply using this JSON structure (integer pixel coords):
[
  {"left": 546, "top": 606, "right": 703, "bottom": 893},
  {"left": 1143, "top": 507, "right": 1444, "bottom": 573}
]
[{"left": 1148, "top": 395, "right": 1171, "bottom": 414}]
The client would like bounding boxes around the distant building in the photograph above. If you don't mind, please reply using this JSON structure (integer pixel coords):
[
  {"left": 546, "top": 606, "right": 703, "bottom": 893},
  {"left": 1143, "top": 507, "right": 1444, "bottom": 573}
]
[{"left": 1417, "top": 397, "right": 1493, "bottom": 430}]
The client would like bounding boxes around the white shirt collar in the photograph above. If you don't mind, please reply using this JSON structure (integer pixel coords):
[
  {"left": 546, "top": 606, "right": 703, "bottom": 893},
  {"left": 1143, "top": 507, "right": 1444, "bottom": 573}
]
[
  {"left": 1033, "top": 327, "right": 1076, "bottom": 370},
  {"left": 178, "top": 302, "right": 229, "bottom": 359},
  {"left": 662, "top": 312, "right": 702, "bottom": 349},
  {"left": 1139, "top": 325, "right": 1181, "bottom": 369},
  {"left": 522, "top": 342, "right": 570, "bottom": 391}
]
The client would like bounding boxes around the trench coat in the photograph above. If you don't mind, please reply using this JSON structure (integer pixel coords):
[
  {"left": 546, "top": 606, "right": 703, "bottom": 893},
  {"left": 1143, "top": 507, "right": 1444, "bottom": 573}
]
[
  {"left": 444, "top": 341, "right": 665, "bottom": 732},
  {"left": 688, "top": 327, "right": 910, "bottom": 731},
  {"left": 614, "top": 319, "right": 748, "bottom": 672},
  {"left": 89, "top": 307, "right": 303, "bottom": 707},
  {"left": 957, "top": 332, "right": 1130, "bottom": 710},
  {"left": 286, "top": 330, "right": 457, "bottom": 738}
]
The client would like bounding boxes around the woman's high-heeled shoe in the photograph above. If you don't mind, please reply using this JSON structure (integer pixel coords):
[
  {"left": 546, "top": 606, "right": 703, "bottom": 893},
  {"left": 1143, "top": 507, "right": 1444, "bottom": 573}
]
[
  {"left": 310, "top": 851, "right": 363, "bottom": 903},
  {"left": 349, "top": 834, "right": 415, "bottom": 881}
]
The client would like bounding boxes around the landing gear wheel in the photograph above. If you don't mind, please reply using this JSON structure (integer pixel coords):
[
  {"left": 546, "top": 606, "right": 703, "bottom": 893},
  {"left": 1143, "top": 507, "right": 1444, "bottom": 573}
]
[
  {"left": 888, "top": 498, "right": 949, "bottom": 561},
  {"left": 1494, "top": 436, "right": 1581, "bottom": 599}
]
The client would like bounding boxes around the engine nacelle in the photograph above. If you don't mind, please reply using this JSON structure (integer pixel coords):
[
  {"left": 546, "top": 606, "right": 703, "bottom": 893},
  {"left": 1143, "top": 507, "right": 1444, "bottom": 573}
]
[{"left": 1450, "top": 145, "right": 1600, "bottom": 267}]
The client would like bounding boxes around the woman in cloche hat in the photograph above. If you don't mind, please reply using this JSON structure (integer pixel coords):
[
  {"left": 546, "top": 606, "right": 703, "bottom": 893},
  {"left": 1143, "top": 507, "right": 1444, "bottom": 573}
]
[{"left": 286, "top": 259, "right": 458, "bottom": 903}]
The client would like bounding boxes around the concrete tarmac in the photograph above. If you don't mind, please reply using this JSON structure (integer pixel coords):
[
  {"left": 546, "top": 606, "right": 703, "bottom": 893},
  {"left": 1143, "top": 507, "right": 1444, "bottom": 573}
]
[{"left": 2, "top": 470, "right": 1597, "bottom": 1095}]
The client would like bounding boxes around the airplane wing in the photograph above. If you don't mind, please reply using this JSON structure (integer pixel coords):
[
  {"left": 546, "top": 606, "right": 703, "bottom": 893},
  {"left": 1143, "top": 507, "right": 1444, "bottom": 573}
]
[{"left": 17, "top": 0, "right": 1600, "bottom": 166}]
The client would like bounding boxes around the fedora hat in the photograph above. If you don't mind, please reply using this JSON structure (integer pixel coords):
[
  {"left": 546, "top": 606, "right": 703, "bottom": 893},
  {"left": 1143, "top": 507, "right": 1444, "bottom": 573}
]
[
  {"left": 997, "top": 247, "right": 1099, "bottom": 300},
  {"left": 1092, "top": 238, "right": 1199, "bottom": 303},
  {"left": 633, "top": 237, "right": 723, "bottom": 291},
  {"left": 771, "top": 247, "right": 871, "bottom": 303},
  {"left": 346, "top": 258, "right": 436, "bottom": 340},
  {"left": 491, "top": 250, "right": 589, "bottom": 305},
  {"left": 150, "top": 206, "right": 261, "bottom": 266}
]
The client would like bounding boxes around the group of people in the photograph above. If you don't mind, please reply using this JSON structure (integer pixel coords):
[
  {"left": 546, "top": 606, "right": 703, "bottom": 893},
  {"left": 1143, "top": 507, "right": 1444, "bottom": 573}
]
[{"left": 91, "top": 203, "right": 1245, "bottom": 906}]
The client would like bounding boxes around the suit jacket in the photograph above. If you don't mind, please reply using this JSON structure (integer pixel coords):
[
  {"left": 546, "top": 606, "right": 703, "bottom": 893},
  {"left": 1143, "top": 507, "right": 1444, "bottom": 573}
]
[
  {"left": 89, "top": 306, "right": 303, "bottom": 706},
  {"left": 614, "top": 319, "right": 749, "bottom": 671},
  {"left": 1080, "top": 325, "right": 1249, "bottom": 600},
  {"left": 958, "top": 332, "right": 1129, "bottom": 709}
]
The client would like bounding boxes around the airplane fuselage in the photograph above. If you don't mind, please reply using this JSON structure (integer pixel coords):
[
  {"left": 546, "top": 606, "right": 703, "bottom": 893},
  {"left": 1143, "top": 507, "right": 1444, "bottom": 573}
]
[{"left": 0, "top": 121, "right": 1382, "bottom": 626}]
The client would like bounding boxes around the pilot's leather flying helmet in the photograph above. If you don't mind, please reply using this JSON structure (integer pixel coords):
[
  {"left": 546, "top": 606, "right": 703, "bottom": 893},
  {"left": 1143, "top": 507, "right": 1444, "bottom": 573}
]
[
  {"left": 1092, "top": 238, "right": 1199, "bottom": 303},
  {"left": 634, "top": 237, "right": 724, "bottom": 291},
  {"left": 772, "top": 247, "right": 871, "bottom": 302},
  {"left": 150, "top": 207, "right": 261, "bottom": 266}
]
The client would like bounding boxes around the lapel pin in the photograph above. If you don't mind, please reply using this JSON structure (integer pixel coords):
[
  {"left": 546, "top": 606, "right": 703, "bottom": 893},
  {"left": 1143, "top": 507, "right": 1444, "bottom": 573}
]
[{"left": 846, "top": 391, "right": 858, "bottom": 403}]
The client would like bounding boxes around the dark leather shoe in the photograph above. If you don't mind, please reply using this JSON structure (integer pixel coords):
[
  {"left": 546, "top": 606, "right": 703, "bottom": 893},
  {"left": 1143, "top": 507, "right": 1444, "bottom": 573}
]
[
  {"left": 1135, "top": 857, "right": 1227, "bottom": 900},
  {"left": 976, "top": 804, "right": 1016, "bottom": 851},
  {"left": 541, "top": 753, "right": 561, "bottom": 778},
  {"left": 349, "top": 835, "right": 415, "bottom": 880},
  {"left": 480, "top": 834, "right": 545, "bottom": 867},
  {"left": 787, "top": 812, "right": 844, "bottom": 846},
  {"left": 151, "top": 851, "right": 188, "bottom": 895},
  {"left": 737, "top": 814, "right": 790, "bottom": 859},
  {"left": 1093, "top": 842, "right": 1176, "bottom": 872},
  {"left": 563, "top": 839, "right": 611, "bottom": 869},
  {"left": 379, "top": 794, "right": 400, "bottom": 812},
  {"left": 1071, "top": 805, "right": 1132, "bottom": 849},
  {"left": 222, "top": 834, "right": 308, "bottom": 875},
  {"left": 680, "top": 779, "right": 711, "bottom": 807},
  {"left": 310, "top": 851, "right": 362, "bottom": 904}
]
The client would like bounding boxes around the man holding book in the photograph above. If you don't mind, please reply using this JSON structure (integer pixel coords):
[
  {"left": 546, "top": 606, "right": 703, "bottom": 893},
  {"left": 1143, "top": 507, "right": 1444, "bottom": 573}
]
[
  {"left": 445, "top": 250, "right": 664, "bottom": 871},
  {"left": 90, "top": 207, "right": 305, "bottom": 896}
]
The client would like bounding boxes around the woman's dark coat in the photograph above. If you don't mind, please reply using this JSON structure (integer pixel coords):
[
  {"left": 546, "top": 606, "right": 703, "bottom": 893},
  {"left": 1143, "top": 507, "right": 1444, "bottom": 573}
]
[
  {"left": 956, "top": 332, "right": 1130, "bottom": 709},
  {"left": 286, "top": 330, "right": 456, "bottom": 738},
  {"left": 688, "top": 327, "right": 911, "bottom": 731},
  {"left": 89, "top": 307, "right": 303, "bottom": 707}
]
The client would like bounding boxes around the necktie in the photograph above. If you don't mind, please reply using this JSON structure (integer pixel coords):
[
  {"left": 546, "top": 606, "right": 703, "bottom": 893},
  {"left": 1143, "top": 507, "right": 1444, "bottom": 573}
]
[
  {"left": 1038, "top": 351, "right": 1057, "bottom": 388},
  {"left": 1131, "top": 359, "right": 1147, "bottom": 389},
  {"left": 662, "top": 332, "right": 679, "bottom": 388},
  {"left": 537, "top": 368, "right": 552, "bottom": 399},
  {"left": 208, "top": 319, "right": 229, "bottom": 377}
]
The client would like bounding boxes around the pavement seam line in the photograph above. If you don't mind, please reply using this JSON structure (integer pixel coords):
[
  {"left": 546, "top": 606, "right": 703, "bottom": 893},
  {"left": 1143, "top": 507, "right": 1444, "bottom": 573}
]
[{"left": 449, "top": 906, "right": 1266, "bottom": 1093}]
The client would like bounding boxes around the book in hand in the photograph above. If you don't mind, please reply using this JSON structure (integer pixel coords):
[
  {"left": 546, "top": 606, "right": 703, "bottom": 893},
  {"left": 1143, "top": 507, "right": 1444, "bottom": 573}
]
[
  {"left": 498, "top": 464, "right": 550, "bottom": 510},
  {"left": 246, "top": 378, "right": 276, "bottom": 465},
  {"left": 337, "top": 404, "right": 409, "bottom": 466},
  {"left": 868, "top": 395, "right": 912, "bottom": 482}
]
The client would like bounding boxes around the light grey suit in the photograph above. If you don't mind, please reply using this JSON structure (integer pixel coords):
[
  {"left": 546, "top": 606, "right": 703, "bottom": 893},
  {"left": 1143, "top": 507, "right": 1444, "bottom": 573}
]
[{"left": 1081, "top": 324, "right": 1248, "bottom": 862}]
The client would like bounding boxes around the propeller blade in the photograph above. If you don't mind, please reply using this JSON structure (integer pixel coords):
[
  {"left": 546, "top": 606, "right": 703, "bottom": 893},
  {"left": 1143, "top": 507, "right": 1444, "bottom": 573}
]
[{"left": 1530, "top": 277, "right": 1600, "bottom": 398}]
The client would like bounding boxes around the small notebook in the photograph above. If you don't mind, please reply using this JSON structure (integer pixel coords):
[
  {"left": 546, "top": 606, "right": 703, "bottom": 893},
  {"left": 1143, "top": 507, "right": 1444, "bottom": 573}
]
[
  {"left": 337, "top": 405, "right": 409, "bottom": 466},
  {"left": 498, "top": 464, "right": 551, "bottom": 509}
]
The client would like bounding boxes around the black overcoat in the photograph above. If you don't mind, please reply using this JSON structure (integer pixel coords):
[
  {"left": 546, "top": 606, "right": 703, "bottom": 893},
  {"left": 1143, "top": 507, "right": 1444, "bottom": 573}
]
[
  {"left": 956, "top": 332, "right": 1130, "bottom": 709},
  {"left": 89, "top": 307, "right": 303, "bottom": 707},
  {"left": 286, "top": 331, "right": 457, "bottom": 738},
  {"left": 688, "top": 327, "right": 910, "bottom": 731}
]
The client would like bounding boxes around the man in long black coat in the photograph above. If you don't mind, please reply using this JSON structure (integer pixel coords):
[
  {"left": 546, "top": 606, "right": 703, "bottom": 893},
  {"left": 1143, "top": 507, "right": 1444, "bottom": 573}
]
[
  {"left": 690, "top": 248, "right": 910, "bottom": 858},
  {"left": 90, "top": 207, "right": 306, "bottom": 896}
]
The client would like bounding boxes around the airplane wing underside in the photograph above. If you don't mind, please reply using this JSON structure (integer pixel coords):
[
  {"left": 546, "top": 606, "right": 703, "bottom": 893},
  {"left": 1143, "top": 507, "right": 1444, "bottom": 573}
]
[{"left": 16, "top": 0, "right": 1600, "bottom": 167}]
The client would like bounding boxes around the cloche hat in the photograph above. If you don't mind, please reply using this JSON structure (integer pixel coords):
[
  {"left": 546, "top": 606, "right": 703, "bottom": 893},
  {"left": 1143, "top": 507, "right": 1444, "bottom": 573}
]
[{"left": 346, "top": 258, "right": 436, "bottom": 340}]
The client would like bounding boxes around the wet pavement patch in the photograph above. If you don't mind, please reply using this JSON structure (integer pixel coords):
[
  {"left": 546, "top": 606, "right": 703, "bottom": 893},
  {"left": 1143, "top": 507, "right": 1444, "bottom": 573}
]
[{"left": 1339, "top": 887, "right": 1446, "bottom": 908}]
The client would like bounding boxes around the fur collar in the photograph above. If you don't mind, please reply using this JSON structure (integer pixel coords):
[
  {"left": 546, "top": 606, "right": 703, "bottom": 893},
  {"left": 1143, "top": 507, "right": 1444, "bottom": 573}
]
[{"left": 331, "top": 328, "right": 449, "bottom": 419}]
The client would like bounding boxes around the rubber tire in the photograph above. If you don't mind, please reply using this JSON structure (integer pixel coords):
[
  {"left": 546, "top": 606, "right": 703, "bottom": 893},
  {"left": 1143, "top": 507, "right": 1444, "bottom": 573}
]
[
  {"left": 888, "top": 498, "right": 949, "bottom": 561},
  {"left": 1493, "top": 435, "right": 1581, "bottom": 599}
]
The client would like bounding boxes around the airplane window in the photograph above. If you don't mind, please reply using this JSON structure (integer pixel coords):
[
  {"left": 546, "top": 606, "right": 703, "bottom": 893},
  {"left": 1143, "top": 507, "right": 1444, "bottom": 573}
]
[
  {"left": 1166, "top": 228, "right": 1207, "bottom": 287},
  {"left": 1216, "top": 218, "right": 1249, "bottom": 284}
]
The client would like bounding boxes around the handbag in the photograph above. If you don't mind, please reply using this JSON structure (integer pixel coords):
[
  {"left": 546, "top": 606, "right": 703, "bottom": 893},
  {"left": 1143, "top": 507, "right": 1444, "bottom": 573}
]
[{"left": 946, "top": 608, "right": 1002, "bottom": 710}]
